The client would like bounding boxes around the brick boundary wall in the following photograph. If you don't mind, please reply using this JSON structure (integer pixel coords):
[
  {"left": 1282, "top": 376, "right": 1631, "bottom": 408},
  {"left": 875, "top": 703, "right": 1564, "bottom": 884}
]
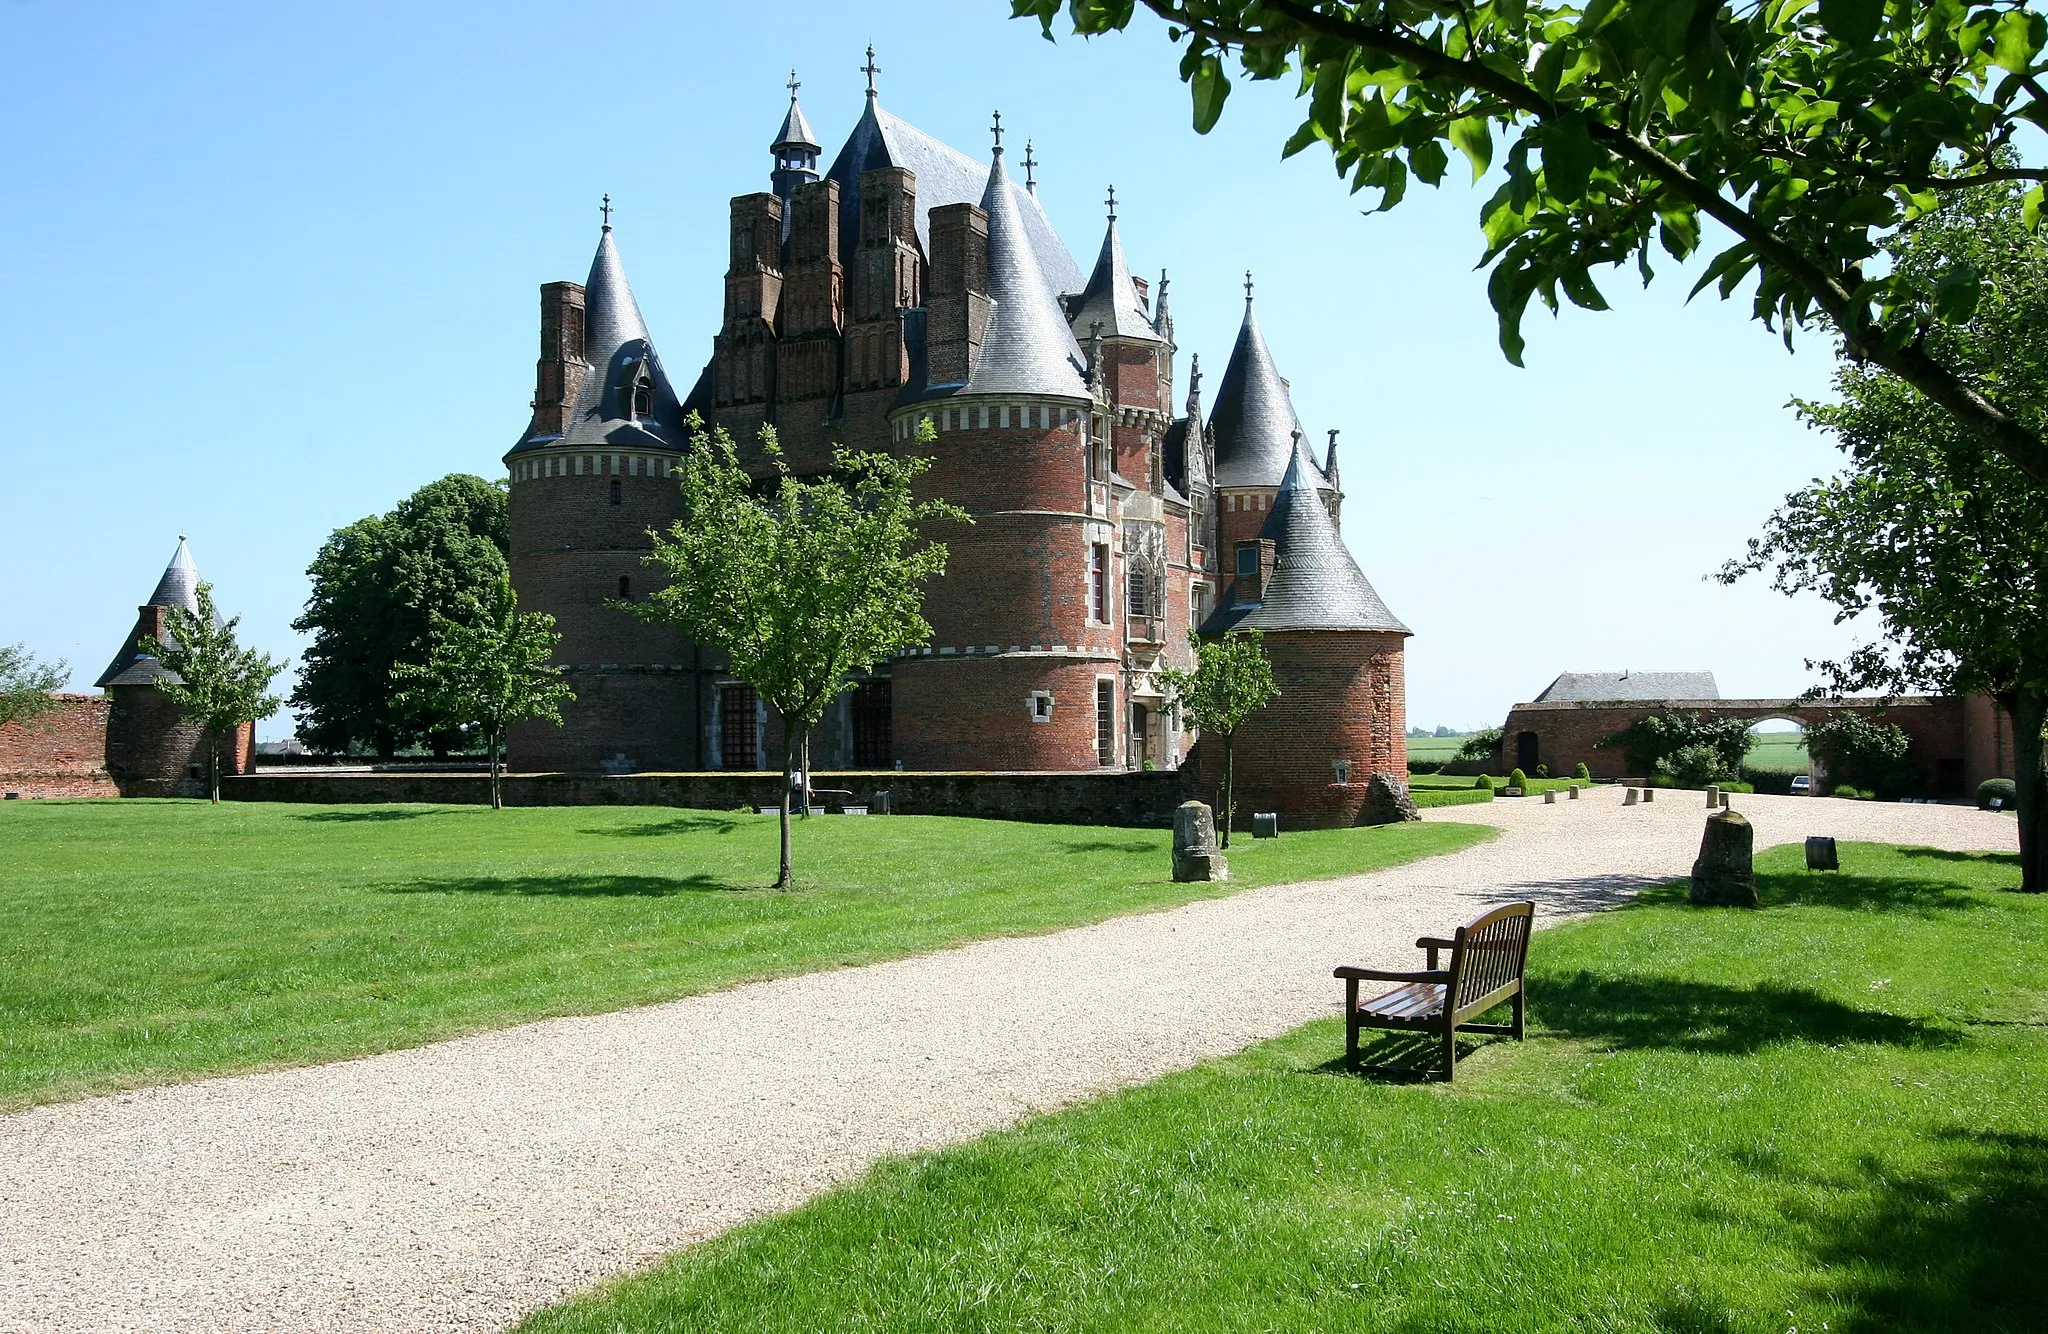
[
  {"left": 223, "top": 768, "right": 1196, "bottom": 827},
  {"left": 0, "top": 694, "right": 118, "bottom": 800}
]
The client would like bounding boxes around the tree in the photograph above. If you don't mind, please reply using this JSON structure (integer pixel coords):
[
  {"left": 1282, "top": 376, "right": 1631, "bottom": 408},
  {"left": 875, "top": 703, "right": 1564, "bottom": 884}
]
[
  {"left": 1158, "top": 629, "right": 1281, "bottom": 848},
  {"left": 1456, "top": 725, "right": 1503, "bottom": 765},
  {"left": 1013, "top": 1, "right": 2048, "bottom": 485},
  {"left": 1598, "top": 709, "right": 1750, "bottom": 778},
  {"left": 1805, "top": 712, "right": 1917, "bottom": 797},
  {"left": 155, "top": 584, "right": 286, "bottom": 803},
  {"left": 391, "top": 574, "right": 573, "bottom": 810},
  {"left": 635, "top": 417, "right": 966, "bottom": 888},
  {"left": 0, "top": 644, "right": 67, "bottom": 730},
  {"left": 293, "top": 475, "right": 509, "bottom": 757},
  {"left": 1720, "top": 181, "right": 2048, "bottom": 889}
]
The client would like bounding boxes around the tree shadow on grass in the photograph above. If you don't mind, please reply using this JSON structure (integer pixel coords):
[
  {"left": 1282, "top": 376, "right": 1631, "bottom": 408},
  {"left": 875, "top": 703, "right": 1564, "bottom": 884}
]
[
  {"left": 1055, "top": 838, "right": 1159, "bottom": 855},
  {"left": 1755, "top": 867, "right": 1983, "bottom": 914},
  {"left": 1534, "top": 972, "right": 1953, "bottom": 1054},
  {"left": 383, "top": 873, "right": 735, "bottom": 897},
  {"left": 579, "top": 813, "right": 746, "bottom": 837},
  {"left": 295, "top": 808, "right": 462, "bottom": 823},
  {"left": 1784, "top": 1128, "right": 2047, "bottom": 1332}
]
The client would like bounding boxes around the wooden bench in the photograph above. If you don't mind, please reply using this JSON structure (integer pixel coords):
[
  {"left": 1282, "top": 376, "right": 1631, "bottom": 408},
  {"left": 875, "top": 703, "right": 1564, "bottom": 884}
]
[{"left": 1334, "top": 901, "right": 1536, "bottom": 1081}]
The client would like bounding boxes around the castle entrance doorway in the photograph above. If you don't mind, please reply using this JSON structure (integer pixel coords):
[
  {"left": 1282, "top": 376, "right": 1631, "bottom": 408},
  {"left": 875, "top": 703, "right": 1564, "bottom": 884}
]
[
  {"left": 851, "top": 679, "right": 891, "bottom": 768},
  {"left": 1130, "top": 703, "right": 1150, "bottom": 768},
  {"left": 1515, "top": 730, "right": 1539, "bottom": 772}
]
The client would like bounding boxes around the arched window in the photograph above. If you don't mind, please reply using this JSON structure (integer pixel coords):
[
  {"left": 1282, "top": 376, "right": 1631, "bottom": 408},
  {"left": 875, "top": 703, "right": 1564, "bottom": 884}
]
[
  {"left": 609, "top": 478, "right": 622, "bottom": 506},
  {"left": 632, "top": 373, "right": 653, "bottom": 419},
  {"left": 617, "top": 575, "right": 631, "bottom": 600}
]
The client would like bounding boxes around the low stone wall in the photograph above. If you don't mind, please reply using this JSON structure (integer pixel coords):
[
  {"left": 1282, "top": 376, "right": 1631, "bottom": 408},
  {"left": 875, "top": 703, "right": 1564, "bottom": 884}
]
[
  {"left": 222, "top": 767, "right": 1195, "bottom": 827},
  {"left": 0, "top": 695, "right": 118, "bottom": 800}
]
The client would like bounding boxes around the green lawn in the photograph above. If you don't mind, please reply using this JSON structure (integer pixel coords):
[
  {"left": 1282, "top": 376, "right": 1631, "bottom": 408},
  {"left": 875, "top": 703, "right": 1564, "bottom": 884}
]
[
  {"left": 522, "top": 843, "right": 2047, "bottom": 1334},
  {"left": 0, "top": 801, "right": 1487, "bottom": 1110}
]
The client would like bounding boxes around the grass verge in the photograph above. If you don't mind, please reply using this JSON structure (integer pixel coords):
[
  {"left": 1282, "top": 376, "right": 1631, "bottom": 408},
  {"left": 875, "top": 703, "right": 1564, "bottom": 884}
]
[
  {"left": 0, "top": 801, "right": 1488, "bottom": 1110},
  {"left": 521, "top": 842, "right": 2046, "bottom": 1334}
]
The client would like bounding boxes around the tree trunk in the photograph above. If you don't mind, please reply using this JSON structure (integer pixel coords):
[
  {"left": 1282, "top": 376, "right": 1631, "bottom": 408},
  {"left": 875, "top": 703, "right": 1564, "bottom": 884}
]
[
  {"left": 208, "top": 729, "right": 222, "bottom": 804},
  {"left": 489, "top": 726, "right": 504, "bottom": 811},
  {"left": 2009, "top": 689, "right": 2046, "bottom": 894},
  {"left": 799, "top": 731, "right": 812, "bottom": 820},
  {"left": 776, "top": 718, "right": 797, "bottom": 888},
  {"left": 1220, "top": 731, "right": 1235, "bottom": 850}
]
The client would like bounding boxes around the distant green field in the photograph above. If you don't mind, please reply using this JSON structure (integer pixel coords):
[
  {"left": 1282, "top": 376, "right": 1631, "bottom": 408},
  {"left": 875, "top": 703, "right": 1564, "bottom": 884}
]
[
  {"left": 1409, "top": 731, "right": 1810, "bottom": 773},
  {"left": 1404, "top": 734, "right": 1469, "bottom": 763}
]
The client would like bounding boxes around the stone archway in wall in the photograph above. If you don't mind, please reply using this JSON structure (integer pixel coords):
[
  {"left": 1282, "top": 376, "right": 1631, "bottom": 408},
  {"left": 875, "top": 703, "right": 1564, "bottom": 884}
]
[{"left": 1743, "top": 715, "right": 1811, "bottom": 790}]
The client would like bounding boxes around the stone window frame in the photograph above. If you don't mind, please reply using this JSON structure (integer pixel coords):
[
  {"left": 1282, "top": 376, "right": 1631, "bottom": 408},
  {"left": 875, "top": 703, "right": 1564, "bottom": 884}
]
[{"left": 1027, "top": 691, "right": 1054, "bottom": 724}]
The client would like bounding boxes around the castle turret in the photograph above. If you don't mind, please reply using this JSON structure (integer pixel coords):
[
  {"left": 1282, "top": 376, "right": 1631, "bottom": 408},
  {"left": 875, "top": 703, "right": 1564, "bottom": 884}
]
[
  {"left": 1207, "top": 275, "right": 1334, "bottom": 566},
  {"left": 95, "top": 538, "right": 253, "bottom": 796},
  {"left": 1199, "top": 438, "right": 1410, "bottom": 828},
  {"left": 770, "top": 72, "right": 822, "bottom": 219},
  {"left": 504, "top": 212, "right": 699, "bottom": 773}
]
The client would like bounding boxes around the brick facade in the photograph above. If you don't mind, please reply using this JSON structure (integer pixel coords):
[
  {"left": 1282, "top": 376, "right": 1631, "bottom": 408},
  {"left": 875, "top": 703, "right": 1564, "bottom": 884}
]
[{"left": 0, "top": 694, "right": 118, "bottom": 799}]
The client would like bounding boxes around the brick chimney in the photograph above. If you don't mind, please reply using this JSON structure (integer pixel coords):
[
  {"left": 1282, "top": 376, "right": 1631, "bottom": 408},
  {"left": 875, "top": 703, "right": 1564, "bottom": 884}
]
[
  {"left": 1233, "top": 539, "right": 1276, "bottom": 605},
  {"left": 925, "top": 201, "right": 989, "bottom": 386},
  {"left": 532, "top": 281, "right": 587, "bottom": 438}
]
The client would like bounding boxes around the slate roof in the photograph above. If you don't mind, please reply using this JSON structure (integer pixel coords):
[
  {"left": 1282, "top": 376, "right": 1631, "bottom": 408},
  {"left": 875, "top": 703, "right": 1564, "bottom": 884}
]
[
  {"left": 510, "top": 226, "right": 689, "bottom": 455},
  {"left": 96, "top": 538, "right": 205, "bottom": 688},
  {"left": 957, "top": 150, "right": 1090, "bottom": 400},
  {"left": 1201, "top": 438, "right": 1408, "bottom": 636},
  {"left": 1207, "top": 297, "right": 1326, "bottom": 490},
  {"left": 823, "top": 98, "right": 1085, "bottom": 311},
  {"left": 773, "top": 93, "right": 820, "bottom": 152},
  {"left": 1067, "top": 215, "right": 1158, "bottom": 343},
  {"left": 1533, "top": 672, "right": 1721, "bottom": 703}
]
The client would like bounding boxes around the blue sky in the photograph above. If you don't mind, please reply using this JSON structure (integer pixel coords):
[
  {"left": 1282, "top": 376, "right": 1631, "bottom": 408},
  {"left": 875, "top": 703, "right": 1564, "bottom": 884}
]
[{"left": 0, "top": 0, "right": 1867, "bottom": 737}]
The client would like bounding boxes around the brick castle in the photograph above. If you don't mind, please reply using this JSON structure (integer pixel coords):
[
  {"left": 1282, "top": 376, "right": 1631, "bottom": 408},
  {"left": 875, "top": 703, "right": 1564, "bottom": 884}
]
[{"left": 499, "top": 66, "right": 1412, "bottom": 820}]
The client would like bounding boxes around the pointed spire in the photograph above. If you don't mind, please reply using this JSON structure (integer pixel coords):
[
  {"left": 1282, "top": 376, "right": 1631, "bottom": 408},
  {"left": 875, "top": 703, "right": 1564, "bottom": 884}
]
[
  {"left": 97, "top": 538, "right": 206, "bottom": 687},
  {"left": 1207, "top": 437, "right": 1406, "bottom": 635},
  {"left": 1324, "top": 429, "right": 1342, "bottom": 486},
  {"left": 583, "top": 219, "right": 651, "bottom": 361},
  {"left": 961, "top": 148, "right": 1089, "bottom": 399},
  {"left": 1153, "top": 268, "right": 1175, "bottom": 346},
  {"left": 1187, "top": 353, "right": 1203, "bottom": 417},
  {"left": 772, "top": 70, "right": 821, "bottom": 153},
  {"left": 1208, "top": 290, "right": 1316, "bottom": 489},
  {"left": 1067, "top": 188, "right": 1158, "bottom": 343},
  {"left": 147, "top": 536, "right": 202, "bottom": 615}
]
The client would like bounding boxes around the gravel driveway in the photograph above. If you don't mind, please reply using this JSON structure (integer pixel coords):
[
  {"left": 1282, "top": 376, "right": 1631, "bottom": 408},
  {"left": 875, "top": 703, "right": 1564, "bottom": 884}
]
[{"left": 0, "top": 791, "right": 2015, "bottom": 1333}]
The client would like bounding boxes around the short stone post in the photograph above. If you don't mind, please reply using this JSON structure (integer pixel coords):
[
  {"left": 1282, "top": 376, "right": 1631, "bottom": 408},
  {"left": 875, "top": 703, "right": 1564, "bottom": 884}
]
[
  {"left": 1642, "top": 786, "right": 1655, "bottom": 803},
  {"left": 1361, "top": 773, "right": 1421, "bottom": 825},
  {"left": 1719, "top": 790, "right": 1732, "bottom": 809},
  {"left": 1172, "top": 800, "right": 1229, "bottom": 882},
  {"left": 1543, "top": 789, "right": 1556, "bottom": 804},
  {"left": 1804, "top": 836, "right": 1839, "bottom": 871},
  {"left": 1568, "top": 785, "right": 1580, "bottom": 800},
  {"left": 1691, "top": 810, "right": 1759, "bottom": 907},
  {"left": 1624, "top": 787, "right": 1640, "bottom": 807},
  {"left": 1705, "top": 785, "right": 1720, "bottom": 807}
]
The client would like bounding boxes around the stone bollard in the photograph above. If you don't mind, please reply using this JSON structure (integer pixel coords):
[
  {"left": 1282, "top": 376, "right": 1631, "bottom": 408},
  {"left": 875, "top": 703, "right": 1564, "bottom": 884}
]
[
  {"left": 1624, "top": 787, "right": 1640, "bottom": 807},
  {"left": 1691, "top": 810, "right": 1759, "bottom": 907},
  {"left": 1805, "top": 836, "right": 1840, "bottom": 871},
  {"left": 1568, "top": 785, "right": 1580, "bottom": 799},
  {"left": 1252, "top": 812, "right": 1280, "bottom": 839},
  {"left": 1706, "top": 785, "right": 1721, "bottom": 807},
  {"left": 1172, "top": 801, "right": 1229, "bottom": 882},
  {"left": 1720, "top": 791, "right": 1732, "bottom": 809},
  {"left": 872, "top": 790, "right": 892, "bottom": 815},
  {"left": 1643, "top": 787, "right": 1655, "bottom": 803},
  {"left": 1543, "top": 790, "right": 1556, "bottom": 804}
]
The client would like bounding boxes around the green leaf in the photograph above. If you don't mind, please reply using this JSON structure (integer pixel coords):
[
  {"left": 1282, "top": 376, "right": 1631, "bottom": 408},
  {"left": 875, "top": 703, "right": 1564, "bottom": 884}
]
[
  {"left": 1990, "top": 8, "right": 2046, "bottom": 73},
  {"left": 1561, "top": 265, "right": 1610, "bottom": 311},
  {"left": 1933, "top": 263, "right": 1980, "bottom": 323},
  {"left": 1817, "top": 0, "right": 1883, "bottom": 45},
  {"left": 1410, "top": 138, "right": 1450, "bottom": 187},
  {"left": 1487, "top": 258, "right": 1538, "bottom": 366},
  {"left": 2025, "top": 184, "right": 2045, "bottom": 233},
  {"left": 1450, "top": 116, "right": 1494, "bottom": 180},
  {"left": 1190, "top": 54, "right": 1231, "bottom": 134},
  {"left": 1281, "top": 119, "right": 1321, "bottom": 159},
  {"left": 1542, "top": 112, "right": 1595, "bottom": 205},
  {"left": 1309, "top": 56, "right": 1348, "bottom": 142}
]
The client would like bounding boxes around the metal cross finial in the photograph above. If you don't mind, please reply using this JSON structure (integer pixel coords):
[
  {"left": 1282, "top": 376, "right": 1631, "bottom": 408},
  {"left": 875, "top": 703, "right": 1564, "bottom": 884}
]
[
  {"left": 990, "top": 109, "right": 1004, "bottom": 153},
  {"left": 600, "top": 194, "right": 613, "bottom": 230},
  {"left": 1023, "top": 139, "right": 1037, "bottom": 190},
  {"left": 1105, "top": 184, "right": 1117, "bottom": 221},
  {"left": 862, "top": 44, "right": 880, "bottom": 97},
  {"left": 787, "top": 69, "right": 800, "bottom": 100},
  {"left": 1244, "top": 270, "right": 1254, "bottom": 304}
]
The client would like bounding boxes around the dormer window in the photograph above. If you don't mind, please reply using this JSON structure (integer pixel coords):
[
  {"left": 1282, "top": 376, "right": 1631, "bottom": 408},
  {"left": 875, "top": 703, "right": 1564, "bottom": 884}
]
[{"left": 631, "top": 373, "right": 653, "bottom": 420}]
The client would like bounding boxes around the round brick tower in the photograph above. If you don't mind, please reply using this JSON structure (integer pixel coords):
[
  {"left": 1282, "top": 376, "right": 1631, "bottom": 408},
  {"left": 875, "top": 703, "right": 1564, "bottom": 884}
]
[
  {"left": 503, "top": 216, "right": 699, "bottom": 773},
  {"left": 1198, "top": 439, "right": 1410, "bottom": 828},
  {"left": 94, "top": 538, "right": 251, "bottom": 797}
]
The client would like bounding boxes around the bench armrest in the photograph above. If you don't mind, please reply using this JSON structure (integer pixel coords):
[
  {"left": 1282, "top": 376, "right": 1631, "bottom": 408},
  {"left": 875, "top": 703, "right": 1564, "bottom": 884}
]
[
  {"left": 1415, "top": 935, "right": 1456, "bottom": 968},
  {"left": 1333, "top": 966, "right": 1450, "bottom": 984}
]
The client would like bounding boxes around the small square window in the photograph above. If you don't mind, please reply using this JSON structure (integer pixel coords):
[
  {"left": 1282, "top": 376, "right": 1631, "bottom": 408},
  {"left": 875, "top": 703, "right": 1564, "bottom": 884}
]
[
  {"left": 1027, "top": 691, "right": 1054, "bottom": 724},
  {"left": 1236, "top": 546, "right": 1256, "bottom": 577},
  {"left": 1333, "top": 759, "right": 1353, "bottom": 784}
]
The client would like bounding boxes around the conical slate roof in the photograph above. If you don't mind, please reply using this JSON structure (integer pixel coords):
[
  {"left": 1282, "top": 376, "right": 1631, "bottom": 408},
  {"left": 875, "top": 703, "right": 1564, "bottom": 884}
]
[
  {"left": 1208, "top": 296, "right": 1324, "bottom": 490},
  {"left": 773, "top": 93, "right": 820, "bottom": 152},
  {"left": 515, "top": 224, "right": 686, "bottom": 453},
  {"left": 1067, "top": 212, "right": 1157, "bottom": 343},
  {"left": 1202, "top": 439, "right": 1408, "bottom": 635},
  {"left": 961, "top": 149, "right": 1090, "bottom": 400},
  {"left": 96, "top": 537, "right": 207, "bottom": 688}
]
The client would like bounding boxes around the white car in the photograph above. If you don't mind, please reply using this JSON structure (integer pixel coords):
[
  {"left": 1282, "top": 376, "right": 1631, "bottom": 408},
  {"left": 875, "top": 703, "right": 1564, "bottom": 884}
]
[{"left": 1790, "top": 775, "right": 1812, "bottom": 795}]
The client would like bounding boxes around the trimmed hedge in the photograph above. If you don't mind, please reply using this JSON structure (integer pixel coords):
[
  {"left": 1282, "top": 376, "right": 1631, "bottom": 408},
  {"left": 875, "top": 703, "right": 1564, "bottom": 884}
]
[
  {"left": 1978, "top": 778, "right": 2018, "bottom": 810},
  {"left": 1411, "top": 787, "right": 1495, "bottom": 809}
]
